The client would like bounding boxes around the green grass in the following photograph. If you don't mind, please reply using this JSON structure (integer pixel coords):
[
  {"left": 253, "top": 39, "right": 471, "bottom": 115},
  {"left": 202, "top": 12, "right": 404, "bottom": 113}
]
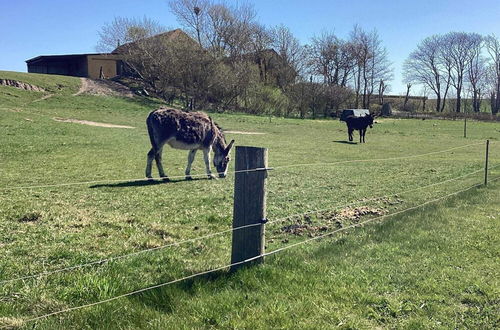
[{"left": 0, "top": 71, "right": 499, "bottom": 329}]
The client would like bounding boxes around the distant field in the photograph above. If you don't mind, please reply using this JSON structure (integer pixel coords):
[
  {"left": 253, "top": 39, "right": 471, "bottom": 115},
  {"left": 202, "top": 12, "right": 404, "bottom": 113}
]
[{"left": 0, "top": 71, "right": 499, "bottom": 329}]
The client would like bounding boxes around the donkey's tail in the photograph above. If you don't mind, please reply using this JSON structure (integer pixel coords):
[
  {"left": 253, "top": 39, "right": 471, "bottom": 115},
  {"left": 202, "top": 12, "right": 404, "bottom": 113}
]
[{"left": 146, "top": 112, "right": 158, "bottom": 151}]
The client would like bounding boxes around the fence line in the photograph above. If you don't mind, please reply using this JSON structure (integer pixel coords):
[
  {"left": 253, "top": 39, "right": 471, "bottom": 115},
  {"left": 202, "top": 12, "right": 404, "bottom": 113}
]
[
  {"left": 0, "top": 141, "right": 489, "bottom": 191},
  {"left": 2, "top": 164, "right": 496, "bottom": 286},
  {"left": 14, "top": 176, "right": 499, "bottom": 327},
  {"left": 266, "top": 164, "right": 499, "bottom": 221},
  {"left": 274, "top": 141, "right": 486, "bottom": 170}
]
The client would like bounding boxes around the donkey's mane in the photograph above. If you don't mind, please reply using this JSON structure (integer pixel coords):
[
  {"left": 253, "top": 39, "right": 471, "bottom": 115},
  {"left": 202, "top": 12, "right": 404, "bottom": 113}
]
[{"left": 213, "top": 123, "right": 227, "bottom": 154}]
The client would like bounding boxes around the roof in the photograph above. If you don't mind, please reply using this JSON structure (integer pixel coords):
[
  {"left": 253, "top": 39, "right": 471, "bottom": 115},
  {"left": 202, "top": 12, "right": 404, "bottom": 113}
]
[
  {"left": 26, "top": 53, "right": 117, "bottom": 63},
  {"left": 112, "top": 29, "right": 197, "bottom": 54}
]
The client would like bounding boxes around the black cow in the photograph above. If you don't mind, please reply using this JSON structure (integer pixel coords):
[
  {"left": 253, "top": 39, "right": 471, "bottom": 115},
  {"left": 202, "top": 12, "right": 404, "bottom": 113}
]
[{"left": 345, "top": 114, "right": 374, "bottom": 143}]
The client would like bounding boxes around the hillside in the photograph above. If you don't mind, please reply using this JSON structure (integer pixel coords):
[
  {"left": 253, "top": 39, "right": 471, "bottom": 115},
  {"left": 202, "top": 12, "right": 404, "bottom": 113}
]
[{"left": 0, "top": 71, "right": 499, "bottom": 329}]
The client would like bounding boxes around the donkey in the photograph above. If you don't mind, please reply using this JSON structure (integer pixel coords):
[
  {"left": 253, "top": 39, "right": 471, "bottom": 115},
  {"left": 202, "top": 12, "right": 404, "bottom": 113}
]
[
  {"left": 345, "top": 114, "right": 374, "bottom": 143},
  {"left": 145, "top": 108, "right": 235, "bottom": 180}
]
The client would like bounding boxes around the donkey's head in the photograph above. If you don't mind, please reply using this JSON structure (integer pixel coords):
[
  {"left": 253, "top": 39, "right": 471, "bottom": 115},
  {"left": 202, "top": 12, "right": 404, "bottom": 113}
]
[
  {"left": 214, "top": 139, "right": 235, "bottom": 178},
  {"left": 366, "top": 114, "right": 374, "bottom": 128}
]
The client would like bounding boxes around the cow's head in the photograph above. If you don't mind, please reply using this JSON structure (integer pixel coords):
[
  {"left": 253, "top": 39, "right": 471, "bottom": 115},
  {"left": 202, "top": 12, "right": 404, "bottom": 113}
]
[{"left": 214, "top": 139, "right": 235, "bottom": 178}]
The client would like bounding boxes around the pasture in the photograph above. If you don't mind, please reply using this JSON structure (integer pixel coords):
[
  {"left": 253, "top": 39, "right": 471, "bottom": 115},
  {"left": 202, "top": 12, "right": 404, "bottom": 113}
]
[{"left": 0, "top": 71, "right": 499, "bottom": 329}]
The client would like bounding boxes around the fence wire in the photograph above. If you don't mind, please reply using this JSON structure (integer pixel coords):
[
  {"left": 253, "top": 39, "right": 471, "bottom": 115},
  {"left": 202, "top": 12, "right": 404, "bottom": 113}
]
[
  {"left": 0, "top": 141, "right": 489, "bottom": 191},
  {"left": 9, "top": 175, "right": 498, "bottom": 328},
  {"left": 1, "top": 164, "right": 497, "bottom": 286}
]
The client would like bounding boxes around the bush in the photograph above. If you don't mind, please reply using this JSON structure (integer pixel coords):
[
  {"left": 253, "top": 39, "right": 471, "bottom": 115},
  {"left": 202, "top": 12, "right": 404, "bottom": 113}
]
[{"left": 245, "top": 84, "right": 290, "bottom": 117}]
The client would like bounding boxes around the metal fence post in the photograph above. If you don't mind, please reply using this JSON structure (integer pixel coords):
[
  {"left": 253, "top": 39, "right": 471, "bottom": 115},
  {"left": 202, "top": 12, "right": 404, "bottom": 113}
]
[
  {"left": 230, "top": 146, "right": 268, "bottom": 271},
  {"left": 485, "top": 140, "right": 489, "bottom": 186}
]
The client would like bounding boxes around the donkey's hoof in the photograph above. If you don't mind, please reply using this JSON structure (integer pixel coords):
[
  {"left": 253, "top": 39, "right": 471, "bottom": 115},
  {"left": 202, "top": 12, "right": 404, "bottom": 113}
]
[
  {"left": 208, "top": 175, "right": 216, "bottom": 180},
  {"left": 160, "top": 176, "right": 170, "bottom": 182},
  {"left": 185, "top": 176, "right": 193, "bottom": 181}
]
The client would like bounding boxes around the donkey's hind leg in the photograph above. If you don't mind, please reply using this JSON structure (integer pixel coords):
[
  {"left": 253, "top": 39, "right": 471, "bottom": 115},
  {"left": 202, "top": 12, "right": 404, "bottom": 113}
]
[
  {"left": 154, "top": 146, "right": 168, "bottom": 179},
  {"left": 146, "top": 148, "right": 156, "bottom": 179}
]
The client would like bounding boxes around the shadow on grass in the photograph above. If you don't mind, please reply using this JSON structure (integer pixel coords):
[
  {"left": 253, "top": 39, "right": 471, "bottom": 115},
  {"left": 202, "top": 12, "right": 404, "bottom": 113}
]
[
  {"left": 333, "top": 140, "right": 358, "bottom": 145},
  {"left": 90, "top": 177, "right": 207, "bottom": 188}
]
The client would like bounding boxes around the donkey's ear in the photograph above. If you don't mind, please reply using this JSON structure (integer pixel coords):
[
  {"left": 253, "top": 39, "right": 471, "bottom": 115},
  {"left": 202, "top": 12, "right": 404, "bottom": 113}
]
[{"left": 225, "top": 140, "right": 235, "bottom": 155}]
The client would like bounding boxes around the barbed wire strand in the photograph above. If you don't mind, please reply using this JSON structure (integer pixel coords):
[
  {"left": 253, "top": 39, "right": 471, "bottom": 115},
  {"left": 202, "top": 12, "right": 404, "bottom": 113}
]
[
  {"left": 0, "top": 141, "right": 490, "bottom": 191},
  {"left": 1, "top": 164, "right": 496, "bottom": 286},
  {"left": 12, "top": 175, "right": 499, "bottom": 327}
]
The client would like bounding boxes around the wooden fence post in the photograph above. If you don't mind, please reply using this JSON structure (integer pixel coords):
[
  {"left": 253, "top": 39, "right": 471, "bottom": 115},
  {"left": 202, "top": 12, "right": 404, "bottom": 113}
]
[
  {"left": 231, "top": 146, "right": 268, "bottom": 271},
  {"left": 485, "top": 140, "right": 489, "bottom": 186}
]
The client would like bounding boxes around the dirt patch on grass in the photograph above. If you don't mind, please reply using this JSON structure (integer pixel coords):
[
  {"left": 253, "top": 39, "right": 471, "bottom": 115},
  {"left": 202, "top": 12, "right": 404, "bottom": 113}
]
[
  {"left": 17, "top": 212, "right": 42, "bottom": 223},
  {"left": 225, "top": 130, "right": 265, "bottom": 135},
  {"left": 53, "top": 117, "right": 135, "bottom": 129},
  {"left": 278, "top": 205, "right": 388, "bottom": 238},
  {"left": 73, "top": 78, "right": 134, "bottom": 97}
]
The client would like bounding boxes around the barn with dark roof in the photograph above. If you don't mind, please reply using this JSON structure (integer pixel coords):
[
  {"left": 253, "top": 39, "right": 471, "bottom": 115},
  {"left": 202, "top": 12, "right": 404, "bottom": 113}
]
[
  {"left": 25, "top": 29, "right": 194, "bottom": 79},
  {"left": 26, "top": 53, "right": 123, "bottom": 79}
]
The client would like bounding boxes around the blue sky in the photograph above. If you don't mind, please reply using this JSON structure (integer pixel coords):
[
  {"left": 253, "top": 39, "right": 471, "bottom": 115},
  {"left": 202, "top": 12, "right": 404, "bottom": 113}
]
[{"left": 1, "top": 0, "right": 499, "bottom": 94}]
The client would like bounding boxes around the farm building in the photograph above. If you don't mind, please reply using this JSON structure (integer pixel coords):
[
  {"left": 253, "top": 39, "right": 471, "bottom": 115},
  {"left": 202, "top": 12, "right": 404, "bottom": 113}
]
[
  {"left": 112, "top": 28, "right": 196, "bottom": 55},
  {"left": 25, "top": 29, "right": 194, "bottom": 79},
  {"left": 26, "top": 53, "right": 123, "bottom": 79}
]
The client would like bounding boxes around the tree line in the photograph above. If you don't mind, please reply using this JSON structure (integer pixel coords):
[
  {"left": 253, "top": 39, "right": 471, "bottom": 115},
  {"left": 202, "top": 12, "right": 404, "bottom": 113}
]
[
  {"left": 96, "top": 1, "right": 499, "bottom": 117},
  {"left": 96, "top": 0, "right": 393, "bottom": 118},
  {"left": 404, "top": 32, "right": 500, "bottom": 114}
]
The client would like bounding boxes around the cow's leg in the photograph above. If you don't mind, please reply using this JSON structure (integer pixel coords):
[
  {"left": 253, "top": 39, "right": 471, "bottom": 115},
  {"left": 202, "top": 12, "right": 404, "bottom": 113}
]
[
  {"left": 145, "top": 148, "right": 155, "bottom": 179},
  {"left": 185, "top": 149, "right": 197, "bottom": 180},
  {"left": 348, "top": 127, "right": 353, "bottom": 141},
  {"left": 154, "top": 145, "right": 168, "bottom": 179},
  {"left": 202, "top": 148, "right": 216, "bottom": 179}
]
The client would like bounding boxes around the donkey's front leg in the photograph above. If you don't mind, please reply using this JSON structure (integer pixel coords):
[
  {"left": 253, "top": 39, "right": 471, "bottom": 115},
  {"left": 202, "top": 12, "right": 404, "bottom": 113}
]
[
  {"left": 185, "top": 149, "right": 197, "bottom": 180},
  {"left": 202, "top": 148, "right": 216, "bottom": 180},
  {"left": 348, "top": 127, "right": 354, "bottom": 141}
]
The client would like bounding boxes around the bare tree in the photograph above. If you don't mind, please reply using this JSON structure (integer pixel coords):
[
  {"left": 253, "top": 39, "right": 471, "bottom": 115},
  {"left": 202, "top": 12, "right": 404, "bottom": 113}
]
[
  {"left": 403, "top": 83, "right": 412, "bottom": 111},
  {"left": 378, "top": 79, "right": 388, "bottom": 105},
  {"left": 249, "top": 23, "right": 273, "bottom": 83},
  {"left": 349, "top": 25, "right": 370, "bottom": 108},
  {"left": 96, "top": 16, "right": 167, "bottom": 52},
  {"left": 168, "top": 0, "right": 210, "bottom": 46},
  {"left": 441, "top": 32, "right": 482, "bottom": 112},
  {"left": 309, "top": 31, "right": 344, "bottom": 85},
  {"left": 403, "top": 35, "right": 450, "bottom": 112},
  {"left": 467, "top": 41, "right": 487, "bottom": 112},
  {"left": 364, "top": 29, "right": 392, "bottom": 109},
  {"left": 485, "top": 34, "right": 500, "bottom": 114},
  {"left": 348, "top": 26, "right": 392, "bottom": 109},
  {"left": 271, "top": 24, "right": 307, "bottom": 89}
]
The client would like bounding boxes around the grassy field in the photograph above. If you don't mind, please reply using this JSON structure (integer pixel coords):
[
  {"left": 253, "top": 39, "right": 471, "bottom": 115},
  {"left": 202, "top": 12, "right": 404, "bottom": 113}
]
[{"left": 0, "top": 71, "right": 499, "bottom": 329}]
